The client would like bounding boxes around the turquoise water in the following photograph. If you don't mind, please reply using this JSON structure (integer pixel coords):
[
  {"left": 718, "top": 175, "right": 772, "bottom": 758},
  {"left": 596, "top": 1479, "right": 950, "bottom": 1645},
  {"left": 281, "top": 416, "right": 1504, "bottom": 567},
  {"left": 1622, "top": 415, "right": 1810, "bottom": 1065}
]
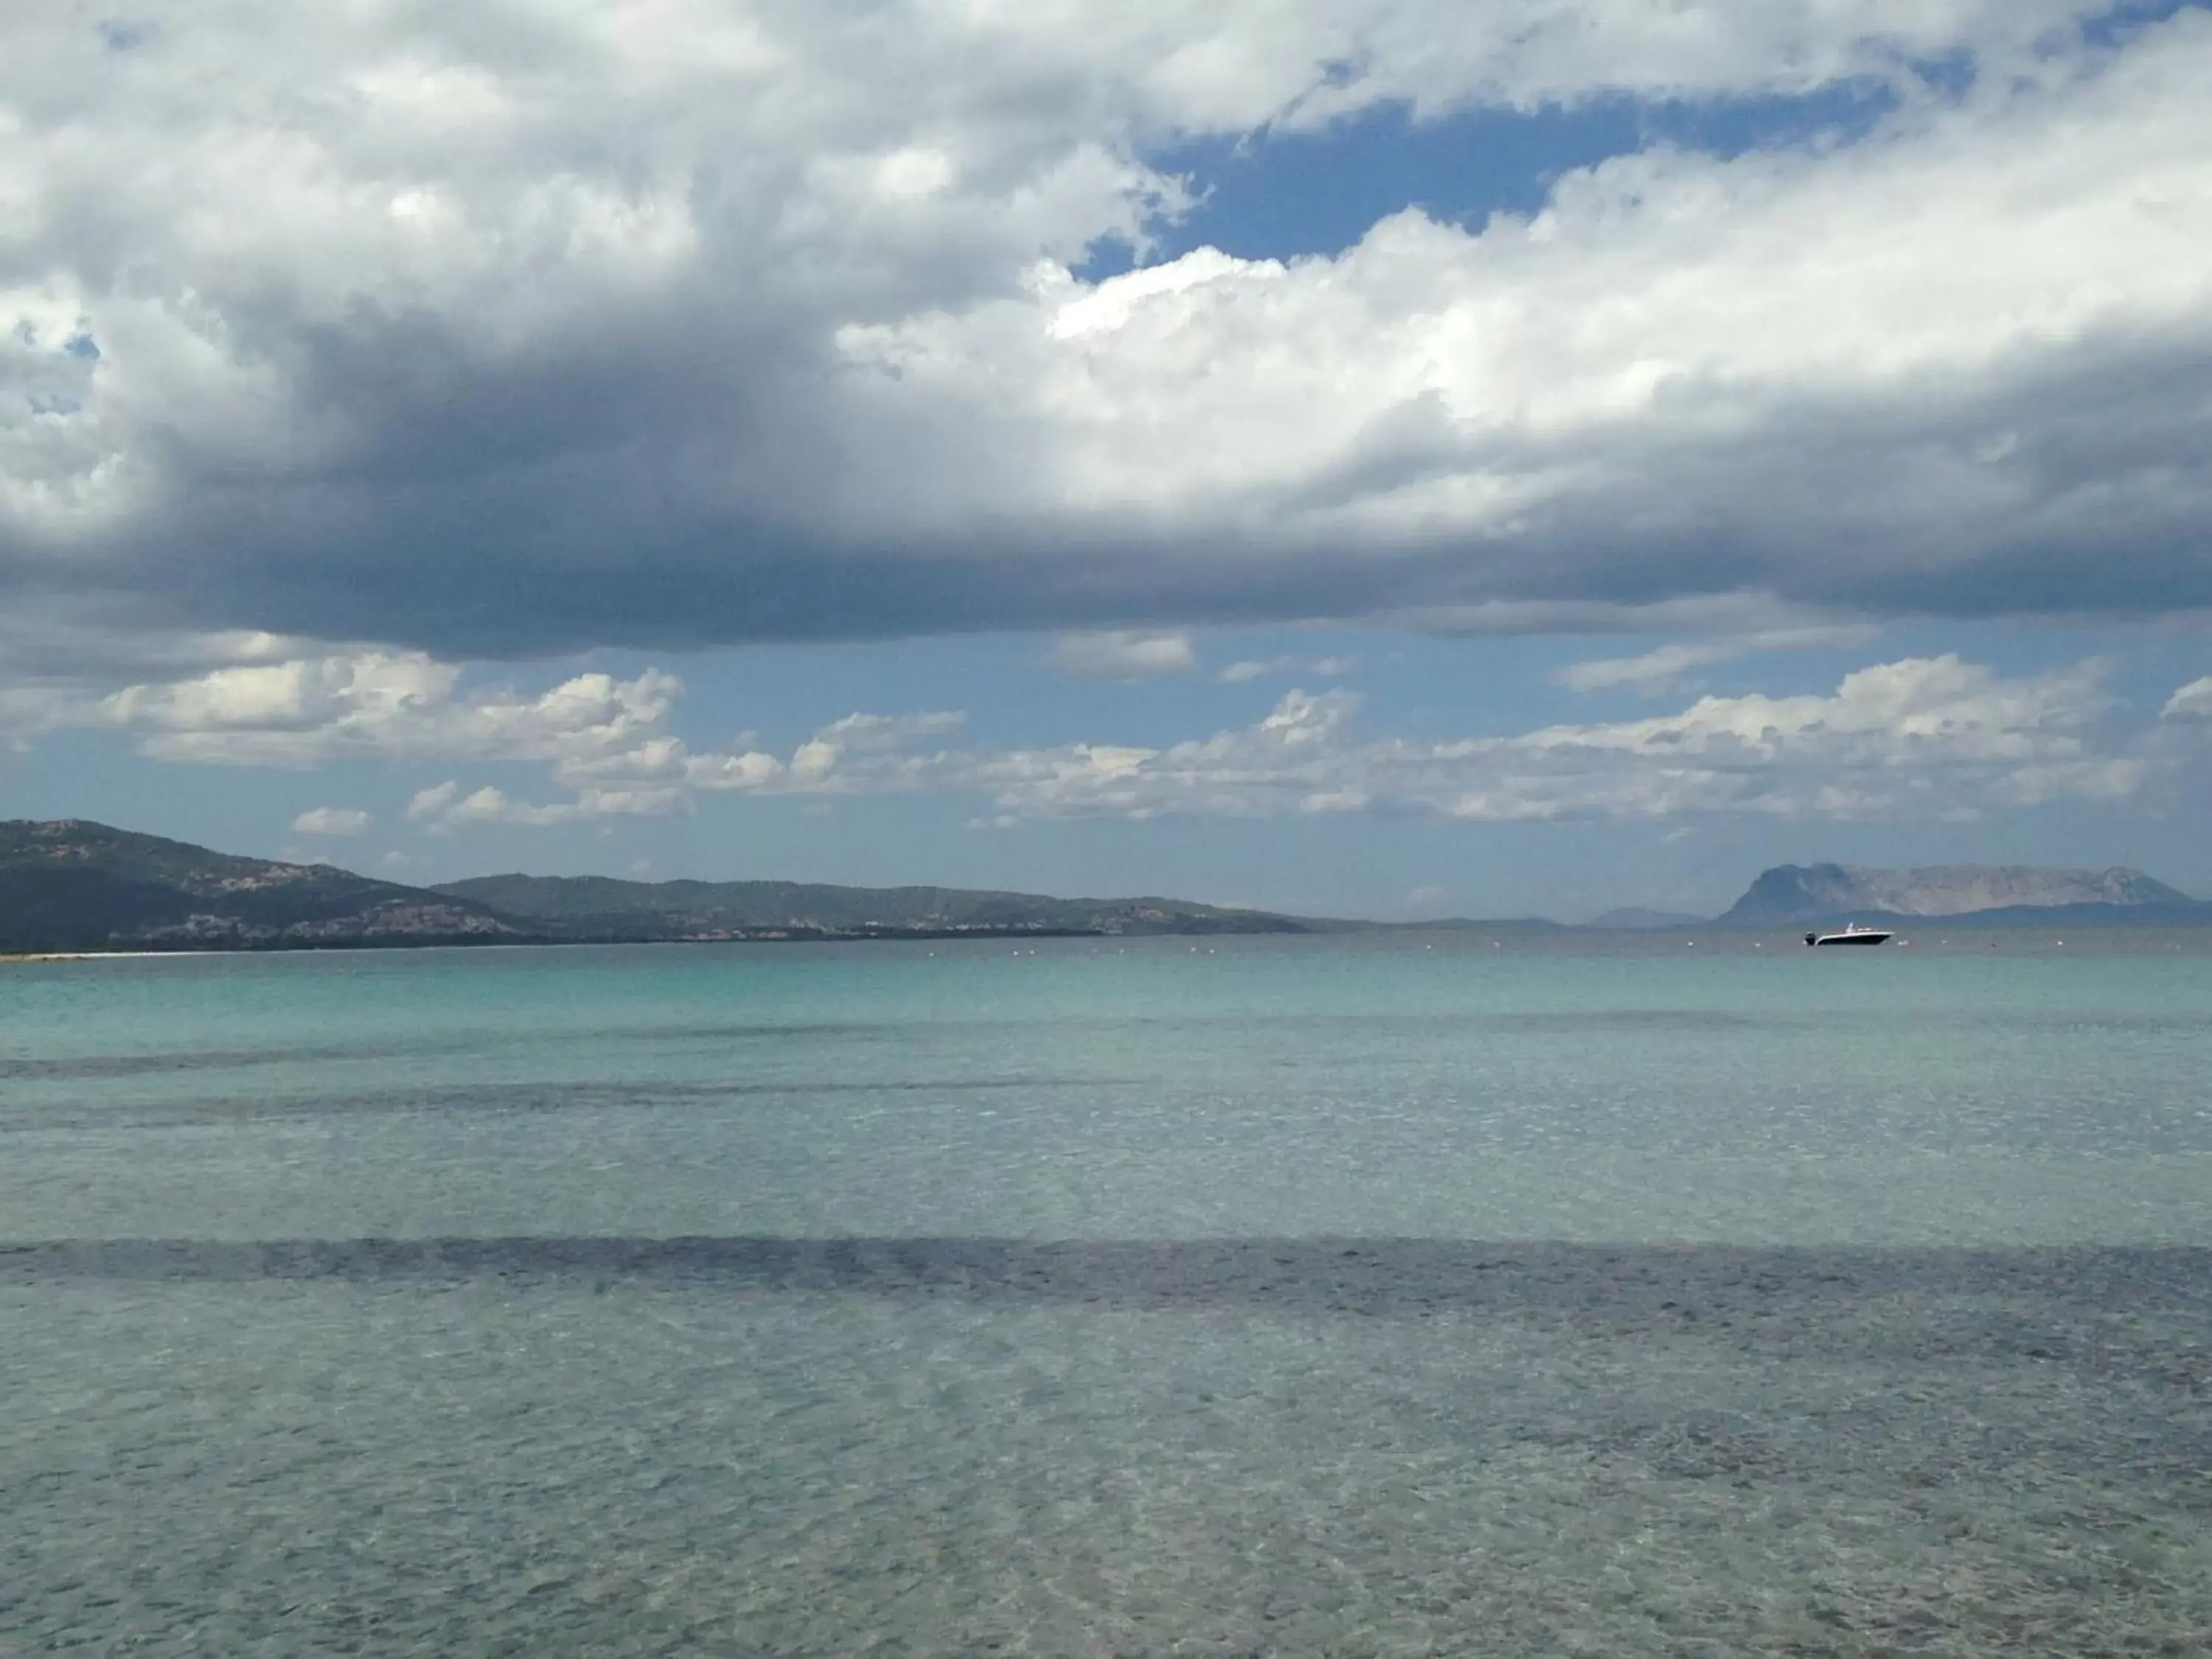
[{"left": 6, "top": 936, "right": 2212, "bottom": 1652}]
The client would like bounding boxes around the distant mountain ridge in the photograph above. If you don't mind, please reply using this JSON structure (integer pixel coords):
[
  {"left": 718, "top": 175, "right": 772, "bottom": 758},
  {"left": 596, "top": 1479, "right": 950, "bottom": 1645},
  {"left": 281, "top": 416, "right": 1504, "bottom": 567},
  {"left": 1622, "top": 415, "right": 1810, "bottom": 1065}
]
[
  {"left": 1584, "top": 907, "right": 1709, "bottom": 931},
  {"left": 7, "top": 821, "right": 2210, "bottom": 954},
  {"left": 1719, "top": 863, "right": 2205, "bottom": 927},
  {"left": 0, "top": 819, "right": 519, "bottom": 952},
  {"left": 431, "top": 872, "right": 1320, "bottom": 941},
  {"left": 0, "top": 819, "right": 1324, "bottom": 952}
]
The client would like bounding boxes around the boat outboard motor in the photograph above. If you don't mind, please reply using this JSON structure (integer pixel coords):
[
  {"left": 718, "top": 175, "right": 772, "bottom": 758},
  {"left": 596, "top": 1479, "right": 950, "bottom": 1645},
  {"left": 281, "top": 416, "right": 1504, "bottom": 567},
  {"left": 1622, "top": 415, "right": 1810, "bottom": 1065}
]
[{"left": 1804, "top": 932, "right": 1818, "bottom": 947}]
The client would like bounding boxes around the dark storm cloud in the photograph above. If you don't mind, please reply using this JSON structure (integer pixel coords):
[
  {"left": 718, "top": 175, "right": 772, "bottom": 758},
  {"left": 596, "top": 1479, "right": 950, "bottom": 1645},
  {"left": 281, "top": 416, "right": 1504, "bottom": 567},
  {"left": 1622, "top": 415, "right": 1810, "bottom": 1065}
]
[{"left": 4, "top": 1, "right": 2208, "bottom": 662}]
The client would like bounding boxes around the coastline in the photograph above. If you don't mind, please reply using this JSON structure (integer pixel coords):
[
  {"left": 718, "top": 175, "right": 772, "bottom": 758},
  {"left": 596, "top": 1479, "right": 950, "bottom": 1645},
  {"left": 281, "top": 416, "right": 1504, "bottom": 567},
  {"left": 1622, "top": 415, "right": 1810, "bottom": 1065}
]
[{"left": 0, "top": 950, "right": 227, "bottom": 964}]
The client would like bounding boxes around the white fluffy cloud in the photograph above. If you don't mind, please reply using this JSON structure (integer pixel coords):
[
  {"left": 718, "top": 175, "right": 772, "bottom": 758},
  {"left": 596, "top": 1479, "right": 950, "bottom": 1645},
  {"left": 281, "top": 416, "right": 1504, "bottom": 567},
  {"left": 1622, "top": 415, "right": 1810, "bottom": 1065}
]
[
  {"left": 291, "top": 805, "right": 371, "bottom": 835},
  {"left": 3, "top": 3, "right": 2207, "bottom": 657},
  {"left": 83, "top": 654, "right": 677, "bottom": 767},
  {"left": 835, "top": 21, "right": 2212, "bottom": 603},
  {"left": 2163, "top": 675, "right": 2212, "bottom": 719},
  {"left": 15, "top": 636, "right": 2193, "bottom": 829},
  {"left": 2, "top": 644, "right": 717, "bottom": 827},
  {"left": 403, "top": 650, "right": 2180, "bottom": 827},
  {"left": 406, "top": 782, "right": 690, "bottom": 831},
  {"left": 959, "top": 655, "right": 2150, "bottom": 821}
]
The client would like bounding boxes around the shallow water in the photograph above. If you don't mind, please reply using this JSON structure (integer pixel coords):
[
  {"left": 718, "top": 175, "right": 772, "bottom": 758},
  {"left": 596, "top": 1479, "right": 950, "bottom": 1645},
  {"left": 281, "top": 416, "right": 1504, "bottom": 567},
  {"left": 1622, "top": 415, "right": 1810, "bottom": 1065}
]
[{"left": 5, "top": 936, "right": 2211, "bottom": 1653}]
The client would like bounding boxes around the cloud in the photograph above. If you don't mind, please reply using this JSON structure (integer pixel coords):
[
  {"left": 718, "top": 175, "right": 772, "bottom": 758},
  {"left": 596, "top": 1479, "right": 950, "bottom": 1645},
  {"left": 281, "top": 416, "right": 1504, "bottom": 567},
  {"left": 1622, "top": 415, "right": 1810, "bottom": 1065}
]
[
  {"left": 1046, "top": 632, "right": 1198, "bottom": 680},
  {"left": 1557, "top": 642, "right": 1750, "bottom": 695},
  {"left": 60, "top": 653, "right": 678, "bottom": 768},
  {"left": 960, "top": 655, "right": 2156, "bottom": 822},
  {"left": 405, "top": 782, "right": 462, "bottom": 823},
  {"left": 1556, "top": 627, "right": 1875, "bottom": 694},
  {"left": 406, "top": 781, "right": 690, "bottom": 832},
  {"left": 813, "top": 711, "right": 967, "bottom": 750},
  {"left": 28, "top": 635, "right": 2197, "bottom": 830},
  {"left": 2163, "top": 675, "right": 2212, "bottom": 718},
  {"left": 1218, "top": 654, "right": 1356, "bottom": 684},
  {"left": 0, "top": 613, "right": 310, "bottom": 690},
  {"left": 346, "top": 681, "right": 971, "bottom": 827},
  {"left": 684, "top": 749, "right": 787, "bottom": 791},
  {"left": 3, "top": 4, "right": 2206, "bottom": 661},
  {"left": 18, "top": 633, "right": 975, "bottom": 821},
  {"left": 0, "top": 616, "right": 322, "bottom": 743},
  {"left": 290, "top": 806, "right": 370, "bottom": 835}
]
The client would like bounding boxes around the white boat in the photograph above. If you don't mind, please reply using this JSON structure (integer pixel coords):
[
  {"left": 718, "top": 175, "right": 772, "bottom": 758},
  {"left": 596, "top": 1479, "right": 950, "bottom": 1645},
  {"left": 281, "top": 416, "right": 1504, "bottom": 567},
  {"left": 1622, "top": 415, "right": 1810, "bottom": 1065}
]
[{"left": 1805, "top": 924, "right": 1894, "bottom": 947}]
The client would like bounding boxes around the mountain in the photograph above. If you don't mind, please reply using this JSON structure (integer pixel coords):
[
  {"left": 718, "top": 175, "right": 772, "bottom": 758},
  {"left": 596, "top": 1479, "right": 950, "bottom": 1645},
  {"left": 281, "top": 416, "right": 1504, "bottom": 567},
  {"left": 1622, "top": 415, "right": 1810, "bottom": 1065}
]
[
  {"left": 431, "top": 873, "right": 1320, "bottom": 940},
  {"left": 1377, "top": 917, "right": 1567, "bottom": 932},
  {"left": 11, "top": 820, "right": 2208, "bottom": 955},
  {"left": 1719, "top": 863, "right": 2206, "bottom": 928},
  {"left": 1583, "top": 907, "right": 1710, "bottom": 930},
  {"left": 0, "top": 818, "right": 1324, "bottom": 953},
  {"left": 0, "top": 819, "right": 521, "bottom": 952}
]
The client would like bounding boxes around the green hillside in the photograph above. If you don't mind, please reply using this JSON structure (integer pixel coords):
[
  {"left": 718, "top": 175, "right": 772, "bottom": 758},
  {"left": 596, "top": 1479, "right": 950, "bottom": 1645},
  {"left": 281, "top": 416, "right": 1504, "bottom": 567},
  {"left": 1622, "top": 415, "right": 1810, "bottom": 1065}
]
[
  {"left": 0, "top": 820, "right": 522, "bottom": 952},
  {"left": 432, "top": 872, "right": 1319, "bottom": 939},
  {"left": 0, "top": 820, "right": 1322, "bottom": 952}
]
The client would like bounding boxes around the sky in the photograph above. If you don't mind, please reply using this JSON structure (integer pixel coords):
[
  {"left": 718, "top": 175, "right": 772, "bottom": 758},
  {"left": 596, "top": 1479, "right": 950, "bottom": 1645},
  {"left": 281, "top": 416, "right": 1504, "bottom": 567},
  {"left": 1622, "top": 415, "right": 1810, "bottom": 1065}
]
[{"left": 4, "top": 0, "right": 2212, "bottom": 921}]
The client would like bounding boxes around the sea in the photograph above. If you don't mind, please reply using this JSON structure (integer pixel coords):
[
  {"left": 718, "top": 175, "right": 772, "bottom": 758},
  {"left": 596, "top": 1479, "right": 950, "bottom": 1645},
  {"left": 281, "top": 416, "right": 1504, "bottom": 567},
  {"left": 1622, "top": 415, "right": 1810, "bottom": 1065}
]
[{"left": 5, "top": 932, "right": 2211, "bottom": 1655}]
